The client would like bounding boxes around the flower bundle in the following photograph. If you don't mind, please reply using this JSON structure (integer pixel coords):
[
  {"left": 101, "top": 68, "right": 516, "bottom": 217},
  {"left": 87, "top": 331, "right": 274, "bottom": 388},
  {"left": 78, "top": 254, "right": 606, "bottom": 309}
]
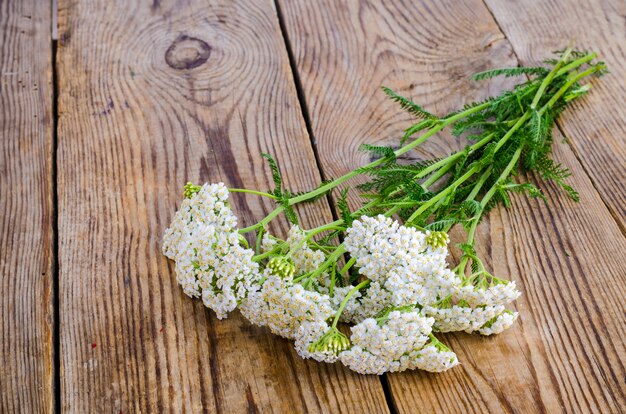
[{"left": 163, "top": 47, "right": 605, "bottom": 374}]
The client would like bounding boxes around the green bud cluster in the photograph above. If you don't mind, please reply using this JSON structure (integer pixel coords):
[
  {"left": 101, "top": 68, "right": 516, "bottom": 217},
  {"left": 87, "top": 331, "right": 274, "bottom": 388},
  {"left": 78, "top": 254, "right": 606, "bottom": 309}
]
[
  {"left": 308, "top": 327, "right": 350, "bottom": 355},
  {"left": 183, "top": 182, "right": 202, "bottom": 199},
  {"left": 267, "top": 256, "right": 295, "bottom": 279},
  {"left": 426, "top": 231, "right": 449, "bottom": 249}
]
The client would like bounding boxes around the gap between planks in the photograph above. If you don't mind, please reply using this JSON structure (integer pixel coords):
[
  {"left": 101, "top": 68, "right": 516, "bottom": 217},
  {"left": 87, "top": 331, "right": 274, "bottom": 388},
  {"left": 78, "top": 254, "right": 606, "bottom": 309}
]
[
  {"left": 273, "top": 0, "right": 341, "bottom": 222},
  {"left": 272, "top": 0, "right": 400, "bottom": 412},
  {"left": 52, "top": 2, "right": 60, "bottom": 412},
  {"left": 51, "top": 39, "right": 61, "bottom": 414}
]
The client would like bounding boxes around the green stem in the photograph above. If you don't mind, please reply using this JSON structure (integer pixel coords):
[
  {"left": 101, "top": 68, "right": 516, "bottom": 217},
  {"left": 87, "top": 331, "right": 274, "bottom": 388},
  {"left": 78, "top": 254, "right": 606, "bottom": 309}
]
[
  {"left": 415, "top": 133, "right": 495, "bottom": 182},
  {"left": 407, "top": 165, "right": 480, "bottom": 223},
  {"left": 238, "top": 206, "right": 284, "bottom": 234},
  {"left": 255, "top": 227, "right": 265, "bottom": 254},
  {"left": 456, "top": 148, "right": 522, "bottom": 277},
  {"left": 228, "top": 188, "right": 278, "bottom": 199},
  {"left": 340, "top": 257, "right": 356, "bottom": 276},
  {"left": 383, "top": 133, "right": 495, "bottom": 202},
  {"left": 421, "top": 159, "right": 456, "bottom": 188},
  {"left": 287, "top": 102, "right": 492, "bottom": 206},
  {"left": 442, "top": 167, "right": 493, "bottom": 233},
  {"left": 555, "top": 52, "right": 596, "bottom": 77},
  {"left": 466, "top": 166, "right": 493, "bottom": 201},
  {"left": 494, "top": 112, "right": 530, "bottom": 152},
  {"left": 331, "top": 280, "right": 370, "bottom": 328},
  {"left": 252, "top": 247, "right": 281, "bottom": 262},
  {"left": 285, "top": 223, "right": 345, "bottom": 259},
  {"left": 305, "top": 245, "right": 347, "bottom": 286},
  {"left": 531, "top": 46, "right": 572, "bottom": 109},
  {"left": 481, "top": 147, "right": 523, "bottom": 209},
  {"left": 538, "top": 66, "right": 603, "bottom": 115}
]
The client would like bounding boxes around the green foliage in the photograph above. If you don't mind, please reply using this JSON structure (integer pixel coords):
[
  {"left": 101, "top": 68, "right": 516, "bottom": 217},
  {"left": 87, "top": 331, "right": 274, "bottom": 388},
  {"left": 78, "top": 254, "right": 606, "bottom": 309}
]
[
  {"left": 262, "top": 152, "right": 300, "bottom": 225},
  {"left": 244, "top": 47, "right": 602, "bottom": 288},
  {"left": 291, "top": 179, "right": 334, "bottom": 202},
  {"left": 472, "top": 66, "right": 549, "bottom": 81},
  {"left": 281, "top": 190, "right": 300, "bottom": 226},
  {"left": 381, "top": 87, "right": 437, "bottom": 120},
  {"left": 364, "top": 47, "right": 602, "bottom": 266},
  {"left": 359, "top": 143, "right": 396, "bottom": 163},
  {"left": 401, "top": 119, "right": 438, "bottom": 144},
  {"left": 535, "top": 156, "right": 580, "bottom": 201},
  {"left": 261, "top": 152, "right": 283, "bottom": 195},
  {"left": 337, "top": 188, "right": 354, "bottom": 229}
]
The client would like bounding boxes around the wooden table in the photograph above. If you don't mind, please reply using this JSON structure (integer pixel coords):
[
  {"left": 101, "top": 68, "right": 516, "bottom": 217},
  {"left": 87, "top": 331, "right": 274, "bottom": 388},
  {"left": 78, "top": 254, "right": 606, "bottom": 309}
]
[{"left": 2, "top": 0, "right": 625, "bottom": 412}]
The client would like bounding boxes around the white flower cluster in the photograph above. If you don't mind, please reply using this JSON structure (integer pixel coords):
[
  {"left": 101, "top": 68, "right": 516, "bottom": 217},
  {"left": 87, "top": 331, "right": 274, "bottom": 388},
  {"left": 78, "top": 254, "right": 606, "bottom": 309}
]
[
  {"left": 345, "top": 215, "right": 520, "bottom": 335},
  {"left": 339, "top": 309, "right": 439, "bottom": 374},
  {"left": 424, "top": 303, "right": 505, "bottom": 333},
  {"left": 329, "top": 285, "right": 363, "bottom": 323},
  {"left": 163, "top": 188, "right": 521, "bottom": 375},
  {"left": 478, "top": 310, "right": 519, "bottom": 336},
  {"left": 240, "top": 271, "right": 334, "bottom": 339},
  {"left": 411, "top": 342, "right": 459, "bottom": 373},
  {"left": 294, "top": 321, "right": 342, "bottom": 363},
  {"left": 344, "top": 215, "right": 456, "bottom": 315},
  {"left": 162, "top": 183, "right": 261, "bottom": 319},
  {"left": 286, "top": 226, "right": 326, "bottom": 274},
  {"left": 424, "top": 281, "right": 521, "bottom": 334},
  {"left": 457, "top": 282, "right": 521, "bottom": 308}
]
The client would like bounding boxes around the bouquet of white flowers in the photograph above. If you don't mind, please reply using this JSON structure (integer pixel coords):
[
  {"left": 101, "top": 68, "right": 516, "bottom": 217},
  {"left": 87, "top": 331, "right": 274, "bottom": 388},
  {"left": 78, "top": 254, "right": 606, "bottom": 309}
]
[{"left": 163, "top": 47, "right": 604, "bottom": 374}]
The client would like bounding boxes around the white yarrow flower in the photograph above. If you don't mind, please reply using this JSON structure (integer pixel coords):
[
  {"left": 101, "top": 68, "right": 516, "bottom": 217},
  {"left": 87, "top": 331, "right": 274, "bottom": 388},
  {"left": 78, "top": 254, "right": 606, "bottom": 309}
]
[
  {"left": 163, "top": 183, "right": 261, "bottom": 319},
  {"left": 294, "top": 321, "right": 342, "bottom": 363},
  {"left": 340, "top": 308, "right": 436, "bottom": 374},
  {"left": 478, "top": 310, "right": 519, "bottom": 335},
  {"left": 240, "top": 271, "right": 334, "bottom": 339}
]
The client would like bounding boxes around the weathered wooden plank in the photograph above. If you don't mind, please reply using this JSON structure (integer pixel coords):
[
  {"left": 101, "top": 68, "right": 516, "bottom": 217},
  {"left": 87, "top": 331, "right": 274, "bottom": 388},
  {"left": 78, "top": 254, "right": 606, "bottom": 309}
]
[
  {"left": 484, "top": 0, "right": 626, "bottom": 231},
  {"left": 278, "top": 0, "right": 626, "bottom": 411},
  {"left": 0, "top": 1, "right": 54, "bottom": 412},
  {"left": 56, "top": 0, "right": 389, "bottom": 412}
]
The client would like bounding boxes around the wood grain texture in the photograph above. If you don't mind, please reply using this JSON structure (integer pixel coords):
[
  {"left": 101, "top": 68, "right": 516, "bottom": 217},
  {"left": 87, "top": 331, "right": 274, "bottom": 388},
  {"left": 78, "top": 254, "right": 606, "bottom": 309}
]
[
  {"left": 56, "top": 0, "right": 388, "bottom": 412},
  {"left": 278, "top": 0, "right": 626, "bottom": 412},
  {"left": 0, "top": 1, "right": 54, "bottom": 412},
  {"left": 484, "top": 0, "right": 626, "bottom": 231}
]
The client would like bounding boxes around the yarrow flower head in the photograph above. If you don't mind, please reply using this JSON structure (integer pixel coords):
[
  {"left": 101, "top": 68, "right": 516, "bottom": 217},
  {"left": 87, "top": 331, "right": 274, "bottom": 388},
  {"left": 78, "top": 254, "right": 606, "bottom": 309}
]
[
  {"left": 478, "top": 310, "right": 519, "bottom": 336},
  {"left": 457, "top": 278, "right": 521, "bottom": 308},
  {"left": 424, "top": 302, "right": 505, "bottom": 333},
  {"left": 285, "top": 225, "right": 327, "bottom": 274},
  {"left": 410, "top": 336, "right": 459, "bottom": 372},
  {"left": 329, "top": 285, "right": 363, "bottom": 323},
  {"left": 295, "top": 322, "right": 350, "bottom": 363},
  {"left": 163, "top": 182, "right": 261, "bottom": 319},
  {"left": 339, "top": 307, "right": 438, "bottom": 374},
  {"left": 240, "top": 271, "right": 334, "bottom": 339},
  {"left": 344, "top": 215, "right": 458, "bottom": 315},
  {"left": 345, "top": 215, "right": 437, "bottom": 281}
]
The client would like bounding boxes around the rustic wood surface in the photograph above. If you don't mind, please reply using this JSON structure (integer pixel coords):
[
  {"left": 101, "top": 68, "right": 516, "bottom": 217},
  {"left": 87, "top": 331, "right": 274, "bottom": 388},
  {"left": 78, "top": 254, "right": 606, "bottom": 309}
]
[
  {"left": 0, "top": 0, "right": 55, "bottom": 412},
  {"left": 2, "top": 0, "right": 625, "bottom": 412}
]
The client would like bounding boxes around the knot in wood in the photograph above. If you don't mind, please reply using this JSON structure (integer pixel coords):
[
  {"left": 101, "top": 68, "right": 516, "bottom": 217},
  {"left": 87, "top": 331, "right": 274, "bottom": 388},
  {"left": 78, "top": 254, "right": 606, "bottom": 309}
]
[{"left": 165, "top": 35, "right": 211, "bottom": 70}]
